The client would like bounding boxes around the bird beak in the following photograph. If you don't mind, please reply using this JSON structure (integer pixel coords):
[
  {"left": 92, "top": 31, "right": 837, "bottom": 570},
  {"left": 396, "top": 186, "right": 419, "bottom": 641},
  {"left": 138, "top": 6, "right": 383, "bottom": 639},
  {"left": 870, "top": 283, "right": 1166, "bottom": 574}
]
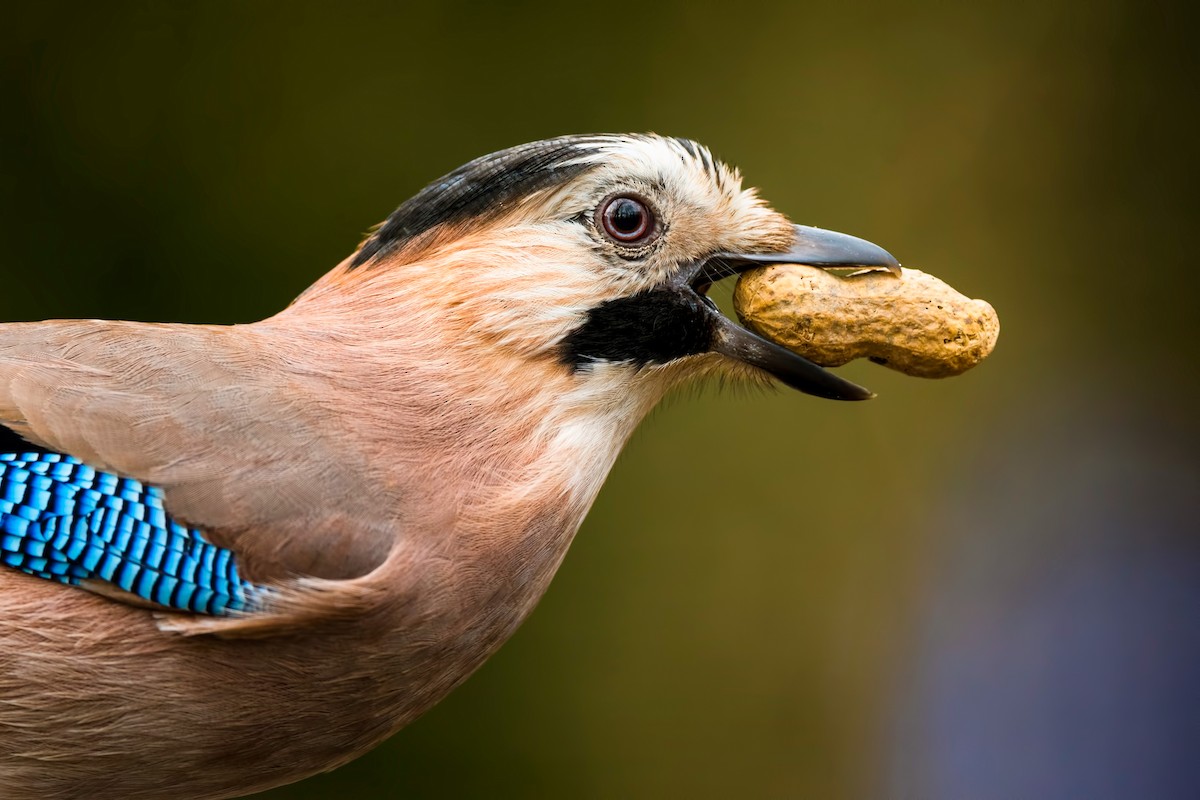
[{"left": 687, "top": 224, "right": 900, "bottom": 401}]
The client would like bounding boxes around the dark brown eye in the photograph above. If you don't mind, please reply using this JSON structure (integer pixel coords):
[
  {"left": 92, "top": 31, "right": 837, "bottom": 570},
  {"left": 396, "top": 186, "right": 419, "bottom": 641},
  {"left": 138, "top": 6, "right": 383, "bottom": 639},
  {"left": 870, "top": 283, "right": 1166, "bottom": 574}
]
[{"left": 598, "top": 195, "right": 656, "bottom": 245}]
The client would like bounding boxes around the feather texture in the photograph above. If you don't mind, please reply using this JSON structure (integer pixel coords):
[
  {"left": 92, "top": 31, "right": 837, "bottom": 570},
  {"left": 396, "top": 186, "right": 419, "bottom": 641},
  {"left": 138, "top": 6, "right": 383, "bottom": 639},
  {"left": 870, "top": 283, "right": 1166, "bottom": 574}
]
[
  {"left": 0, "top": 319, "right": 398, "bottom": 587},
  {"left": 0, "top": 133, "right": 805, "bottom": 798},
  {"left": 0, "top": 452, "right": 260, "bottom": 615}
]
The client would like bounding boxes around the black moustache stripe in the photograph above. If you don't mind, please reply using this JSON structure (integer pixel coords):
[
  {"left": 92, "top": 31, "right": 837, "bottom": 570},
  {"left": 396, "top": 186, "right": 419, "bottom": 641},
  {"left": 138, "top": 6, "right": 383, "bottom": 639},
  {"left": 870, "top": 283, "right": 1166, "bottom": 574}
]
[{"left": 560, "top": 289, "right": 715, "bottom": 368}]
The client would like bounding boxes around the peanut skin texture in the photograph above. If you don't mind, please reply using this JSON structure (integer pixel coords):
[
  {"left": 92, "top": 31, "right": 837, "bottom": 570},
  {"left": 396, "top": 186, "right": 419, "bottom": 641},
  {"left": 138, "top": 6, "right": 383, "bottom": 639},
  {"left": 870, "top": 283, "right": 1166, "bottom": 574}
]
[{"left": 732, "top": 265, "right": 999, "bottom": 379}]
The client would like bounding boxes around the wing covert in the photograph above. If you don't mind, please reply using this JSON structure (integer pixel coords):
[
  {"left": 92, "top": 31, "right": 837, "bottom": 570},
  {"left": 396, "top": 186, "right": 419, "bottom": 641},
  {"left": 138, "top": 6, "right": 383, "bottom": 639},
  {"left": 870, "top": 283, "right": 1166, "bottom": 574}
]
[{"left": 0, "top": 452, "right": 263, "bottom": 615}]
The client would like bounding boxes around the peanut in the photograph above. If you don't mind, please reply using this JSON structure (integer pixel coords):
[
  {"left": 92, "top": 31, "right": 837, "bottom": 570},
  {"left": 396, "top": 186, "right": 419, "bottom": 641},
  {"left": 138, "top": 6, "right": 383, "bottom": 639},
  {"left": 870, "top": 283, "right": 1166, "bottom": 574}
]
[{"left": 732, "top": 265, "right": 999, "bottom": 379}]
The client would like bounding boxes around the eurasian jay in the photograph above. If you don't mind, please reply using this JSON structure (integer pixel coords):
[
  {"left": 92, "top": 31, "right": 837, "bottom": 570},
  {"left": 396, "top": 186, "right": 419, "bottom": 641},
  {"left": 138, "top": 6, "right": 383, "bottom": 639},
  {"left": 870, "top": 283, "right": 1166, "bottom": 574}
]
[{"left": 0, "top": 134, "right": 898, "bottom": 799}]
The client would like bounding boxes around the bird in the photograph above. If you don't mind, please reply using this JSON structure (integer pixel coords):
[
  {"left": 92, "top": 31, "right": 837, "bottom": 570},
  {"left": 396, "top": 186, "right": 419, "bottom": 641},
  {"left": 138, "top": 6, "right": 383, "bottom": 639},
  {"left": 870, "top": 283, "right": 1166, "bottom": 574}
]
[{"left": 0, "top": 133, "right": 898, "bottom": 799}]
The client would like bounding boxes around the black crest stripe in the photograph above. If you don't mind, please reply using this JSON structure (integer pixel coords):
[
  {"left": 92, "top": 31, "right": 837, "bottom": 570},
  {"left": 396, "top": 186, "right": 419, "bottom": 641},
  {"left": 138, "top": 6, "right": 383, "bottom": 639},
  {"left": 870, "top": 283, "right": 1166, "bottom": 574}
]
[{"left": 351, "top": 135, "right": 620, "bottom": 269}]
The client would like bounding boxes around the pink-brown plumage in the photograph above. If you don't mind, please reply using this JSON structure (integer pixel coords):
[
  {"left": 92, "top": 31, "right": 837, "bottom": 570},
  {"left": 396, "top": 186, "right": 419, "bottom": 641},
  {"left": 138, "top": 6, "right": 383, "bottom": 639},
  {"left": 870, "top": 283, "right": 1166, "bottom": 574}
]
[{"left": 0, "top": 134, "right": 896, "bottom": 798}]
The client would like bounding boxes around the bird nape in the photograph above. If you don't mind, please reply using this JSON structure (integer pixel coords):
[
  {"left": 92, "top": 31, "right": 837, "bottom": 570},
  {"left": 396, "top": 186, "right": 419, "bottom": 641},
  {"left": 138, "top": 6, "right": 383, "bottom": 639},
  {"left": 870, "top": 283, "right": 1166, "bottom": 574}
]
[{"left": 0, "top": 133, "right": 897, "bottom": 800}]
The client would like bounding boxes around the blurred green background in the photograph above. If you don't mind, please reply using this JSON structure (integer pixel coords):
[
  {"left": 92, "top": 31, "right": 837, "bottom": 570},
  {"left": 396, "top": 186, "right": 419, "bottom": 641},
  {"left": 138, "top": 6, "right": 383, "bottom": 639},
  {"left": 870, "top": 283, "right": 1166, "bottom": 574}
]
[{"left": 2, "top": 2, "right": 1196, "bottom": 798}]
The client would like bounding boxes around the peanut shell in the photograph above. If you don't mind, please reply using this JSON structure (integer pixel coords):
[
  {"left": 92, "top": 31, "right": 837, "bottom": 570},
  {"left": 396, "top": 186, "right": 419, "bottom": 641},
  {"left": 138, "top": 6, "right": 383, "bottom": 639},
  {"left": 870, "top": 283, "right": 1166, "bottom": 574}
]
[{"left": 732, "top": 265, "right": 999, "bottom": 378}]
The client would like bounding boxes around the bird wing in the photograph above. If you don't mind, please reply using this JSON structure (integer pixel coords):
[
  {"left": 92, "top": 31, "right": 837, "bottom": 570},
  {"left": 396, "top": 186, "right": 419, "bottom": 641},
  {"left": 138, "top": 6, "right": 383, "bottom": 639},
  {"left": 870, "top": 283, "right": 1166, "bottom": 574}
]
[{"left": 0, "top": 320, "right": 397, "bottom": 608}]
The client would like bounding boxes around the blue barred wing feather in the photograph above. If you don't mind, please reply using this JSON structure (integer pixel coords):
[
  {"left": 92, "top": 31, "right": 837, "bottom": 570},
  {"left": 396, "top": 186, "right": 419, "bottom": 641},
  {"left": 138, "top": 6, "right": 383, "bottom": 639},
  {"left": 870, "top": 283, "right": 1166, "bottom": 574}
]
[{"left": 0, "top": 452, "right": 261, "bottom": 615}]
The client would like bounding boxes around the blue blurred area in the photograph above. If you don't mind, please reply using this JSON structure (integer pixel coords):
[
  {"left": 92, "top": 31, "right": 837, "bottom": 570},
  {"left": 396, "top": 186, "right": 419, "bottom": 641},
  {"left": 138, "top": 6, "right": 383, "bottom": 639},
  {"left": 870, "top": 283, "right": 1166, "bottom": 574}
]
[
  {"left": 892, "top": 395, "right": 1200, "bottom": 799},
  {"left": 2, "top": 1, "right": 1196, "bottom": 797}
]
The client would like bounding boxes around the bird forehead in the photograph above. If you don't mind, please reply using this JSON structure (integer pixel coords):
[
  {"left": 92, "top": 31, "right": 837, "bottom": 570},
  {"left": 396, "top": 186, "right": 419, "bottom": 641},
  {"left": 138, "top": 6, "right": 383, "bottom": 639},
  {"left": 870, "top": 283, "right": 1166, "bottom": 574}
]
[{"left": 568, "top": 136, "right": 742, "bottom": 205}]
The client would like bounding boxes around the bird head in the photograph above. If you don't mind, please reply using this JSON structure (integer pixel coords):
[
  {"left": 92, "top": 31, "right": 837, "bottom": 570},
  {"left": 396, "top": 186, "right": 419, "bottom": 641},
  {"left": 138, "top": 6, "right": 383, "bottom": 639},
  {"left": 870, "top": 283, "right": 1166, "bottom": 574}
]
[{"left": 289, "top": 134, "right": 898, "bottom": 415}]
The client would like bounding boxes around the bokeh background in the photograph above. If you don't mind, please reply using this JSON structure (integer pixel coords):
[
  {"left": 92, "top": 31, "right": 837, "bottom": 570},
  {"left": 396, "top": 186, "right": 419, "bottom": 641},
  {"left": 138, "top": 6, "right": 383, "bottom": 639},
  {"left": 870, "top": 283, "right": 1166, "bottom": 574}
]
[{"left": 2, "top": 2, "right": 1196, "bottom": 798}]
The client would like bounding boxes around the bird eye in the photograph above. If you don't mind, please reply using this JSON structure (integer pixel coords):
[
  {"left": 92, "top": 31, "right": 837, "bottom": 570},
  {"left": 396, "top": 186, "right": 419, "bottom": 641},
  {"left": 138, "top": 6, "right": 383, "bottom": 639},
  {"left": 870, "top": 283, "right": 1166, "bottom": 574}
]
[{"left": 598, "top": 195, "right": 657, "bottom": 246}]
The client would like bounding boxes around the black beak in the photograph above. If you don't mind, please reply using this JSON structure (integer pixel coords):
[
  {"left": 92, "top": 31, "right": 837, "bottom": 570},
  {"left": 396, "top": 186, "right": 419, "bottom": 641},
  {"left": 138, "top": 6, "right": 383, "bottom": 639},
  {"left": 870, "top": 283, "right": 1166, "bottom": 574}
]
[
  {"left": 688, "top": 224, "right": 900, "bottom": 401},
  {"left": 703, "top": 224, "right": 901, "bottom": 281}
]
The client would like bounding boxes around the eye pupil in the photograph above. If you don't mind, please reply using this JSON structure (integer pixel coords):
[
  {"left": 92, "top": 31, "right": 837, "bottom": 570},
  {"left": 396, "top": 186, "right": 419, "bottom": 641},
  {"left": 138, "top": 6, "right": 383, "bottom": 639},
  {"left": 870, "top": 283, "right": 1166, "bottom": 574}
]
[
  {"left": 600, "top": 195, "right": 655, "bottom": 244},
  {"left": 610, "top": 199, "right": 643, "bottom": 233}
]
